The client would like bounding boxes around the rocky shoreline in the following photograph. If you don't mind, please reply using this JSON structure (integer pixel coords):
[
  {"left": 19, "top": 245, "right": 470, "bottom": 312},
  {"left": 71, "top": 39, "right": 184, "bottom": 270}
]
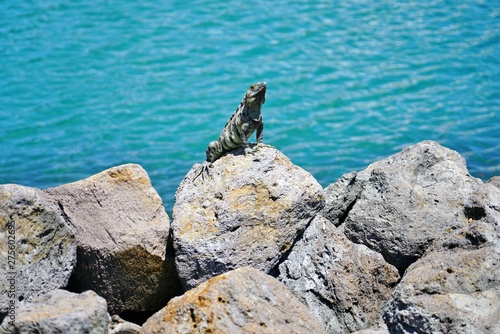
[{"left": 1, "top": 140, "right": 499, "bottom": 333}]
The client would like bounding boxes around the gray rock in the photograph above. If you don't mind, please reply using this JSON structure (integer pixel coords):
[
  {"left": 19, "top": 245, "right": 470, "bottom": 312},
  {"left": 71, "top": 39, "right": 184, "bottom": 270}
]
[
  {"left": 341, "top": 140, "right": 483, "bottom": 271},
  {"left": 43, "top": 164, "right": 181, "bottom": 314},
  {"left": 487, "top": 176, "right": 500, "bottom": 189},
  {"left": 383, "top": 182, "right": 500, "bottom": 333},
  {"left": 0, "top": 185, "right": 76, "bottom": 315},
  {"left": 140, "top": 266, "right": 327, "bottom": 334},
  {"left": 278, "top": 215, "right": 400, "bottom": 333},
  {"left": 0, "top": 289, "right": 110, "bottom": 334},
  {"left": 172, "top": 145, "right": 324, "bottom": 289},
  {"left": 352, "top": 324, "right": 389, "bottom": 334},
  {"left": 109, "top": 315, "right": 142, "bottom": 334},
  {"left": 321, "top": 171, "right": 361, "bottom": 226}
]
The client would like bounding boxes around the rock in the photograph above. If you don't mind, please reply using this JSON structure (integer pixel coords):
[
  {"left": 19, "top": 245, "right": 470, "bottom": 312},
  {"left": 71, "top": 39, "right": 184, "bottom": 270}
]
[
  {"left": 0, "top": 185, "right": 76, "bottom": 315},
  {"left": 140, "top": 266, "right": 327, "bottom": 334},
  {"left": 351, "top": 324, "right": 389, "bottom": 334},
  {"left": 339, "top": 140, "right": 483, "bottom": 272},
  {"left": 172, "top": 145, "right": 324, "bottom": 289},
  {"left": 43, "top": 164, "right": 181, "bottom": 315},
  {"left": 321, "top": 171, "right": 361, "bottom": 226},
  {"left": 278, "top": 215, "right": 400, "bottom": 333},
  {"left": 0, "top": 289, "right": 109, "bottom": 334},
  {"left": 382, "top": 182, "right": 500, "bottom": 333},
  {"left": 109, "top": 315, "right": 142, "bottom": 334},
  {"left": 465, "top": 181, "right": 500, "bottom": 226},
  {"left": 487, "top": 176, "right": 500, "bottom": 188}
]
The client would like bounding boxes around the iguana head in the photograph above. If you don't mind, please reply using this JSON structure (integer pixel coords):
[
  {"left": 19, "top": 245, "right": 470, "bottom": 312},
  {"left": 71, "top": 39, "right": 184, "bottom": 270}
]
[{"left": 245, "top": 81, "right": 266, "bottom": 109}]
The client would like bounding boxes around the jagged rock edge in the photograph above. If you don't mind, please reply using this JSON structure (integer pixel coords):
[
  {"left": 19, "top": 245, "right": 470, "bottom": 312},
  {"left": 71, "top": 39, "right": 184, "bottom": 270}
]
[{"left": 269, "top": 214, "right": 318, "bottom": 278}]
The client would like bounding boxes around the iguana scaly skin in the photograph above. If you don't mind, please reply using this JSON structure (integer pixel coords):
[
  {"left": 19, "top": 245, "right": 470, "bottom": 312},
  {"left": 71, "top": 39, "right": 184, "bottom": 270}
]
[{"left": 194, "top": 81, "right": 267, "bottom": 181}]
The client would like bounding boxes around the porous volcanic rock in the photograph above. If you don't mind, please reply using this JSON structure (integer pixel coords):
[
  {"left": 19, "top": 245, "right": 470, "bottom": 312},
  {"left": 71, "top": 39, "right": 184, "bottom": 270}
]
[
  {"left": 140, "top": 267, "right": 327, "bottom": 334},
  {"left": 172, "top": 145, "right": 324, "bottom": 289},
  {"left": 278, "top": 215, "right": 400, "bottom": 333},
  {"left": 43, "top": 164, "right": 181, "bottom": 314},
  {"left": 0, "top": 289, "right": 109, "bottom": 334},
  {"left": 0, "top": 184, "right": 76, "bottom": 315},
  {"left": 338, "top": 140, "right": 483, "bottom": 271},
  {"left": 383, "top": 182, "right": 500, "bottom": 333}
]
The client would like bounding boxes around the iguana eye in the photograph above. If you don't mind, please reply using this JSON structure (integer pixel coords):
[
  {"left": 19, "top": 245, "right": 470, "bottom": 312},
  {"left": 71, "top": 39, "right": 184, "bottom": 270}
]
[{"left": 250, "top": 84, "right": 256, "bottom": 90}]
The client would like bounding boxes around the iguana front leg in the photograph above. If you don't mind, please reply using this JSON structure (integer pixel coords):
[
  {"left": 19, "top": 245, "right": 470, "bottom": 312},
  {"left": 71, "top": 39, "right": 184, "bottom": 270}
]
[{"left": 240, "top": 123, "right": 252, "bottom": 155}]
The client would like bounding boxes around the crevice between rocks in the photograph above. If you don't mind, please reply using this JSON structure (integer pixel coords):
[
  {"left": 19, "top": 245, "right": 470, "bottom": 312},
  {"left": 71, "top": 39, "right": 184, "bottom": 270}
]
[
  {"left": 268, "top": 215, "right": 316, "bottom": 278},
  {"left": 57, "top": 200, "right": 76, "bottom": 231},
  {"left": 337, "top": 195, "right": 359, "bottom": 227}
]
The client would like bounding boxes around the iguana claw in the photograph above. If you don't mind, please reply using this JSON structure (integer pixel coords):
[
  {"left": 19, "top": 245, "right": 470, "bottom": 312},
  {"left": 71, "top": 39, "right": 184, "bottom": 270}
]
[{"left": 192, "top": 163, "right": 212, "bottom": 182}]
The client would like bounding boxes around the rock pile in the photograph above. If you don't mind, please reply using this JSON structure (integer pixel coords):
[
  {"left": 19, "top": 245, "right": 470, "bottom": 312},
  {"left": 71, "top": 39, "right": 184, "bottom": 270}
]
[
  {"left": 0, "top": 141, "right": 498, "bottom": 333},
  {"left": 278, "top": 215, "right": 400, "bottom": 333},
  {"left": 382, "top": 179, "right": 500, "bottom": 333}
]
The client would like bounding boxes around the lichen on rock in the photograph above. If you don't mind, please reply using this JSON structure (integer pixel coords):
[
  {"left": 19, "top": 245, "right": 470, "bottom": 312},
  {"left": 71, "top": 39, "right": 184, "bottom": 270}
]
[
  {"left": 43, "top": 164, "right": 181, "bottom": 315},
  {"left": 141, "top": 267, "right": 327, "bottom": 334},
  {"left": 172, "top": 145, "right": 325, "bottom": 289}
]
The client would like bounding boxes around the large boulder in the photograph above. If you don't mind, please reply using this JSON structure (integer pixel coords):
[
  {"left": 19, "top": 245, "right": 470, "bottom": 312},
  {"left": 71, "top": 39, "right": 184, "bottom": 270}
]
[
  {"left": 383, "top": 182, "right": 500, "bottom": 333},
  {"left": 141, "top": 266, "right": 327, "bottom": 334},
  {"left": 0, "top": 289, "right": 109, "bottom": 334},
  {"left": 0, "top": 185, "right": 76, "bottom": 316},
  {"left": 328, "top": 140, "right": 483, "bottom": 272},
  {"left": 278, "top": 215, "right": 400, "bottom": 333},
  {"left": 172, "top": 145, "right": 324, "bottom": 289},
  {"left": 43, "top": 164, "right": 181, "bottom": 314}
]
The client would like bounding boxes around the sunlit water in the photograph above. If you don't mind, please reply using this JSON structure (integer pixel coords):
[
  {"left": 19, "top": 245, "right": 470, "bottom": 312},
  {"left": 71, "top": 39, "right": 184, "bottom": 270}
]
[{"left": 1, "top": 1, "right": 499, "bottom": 213}]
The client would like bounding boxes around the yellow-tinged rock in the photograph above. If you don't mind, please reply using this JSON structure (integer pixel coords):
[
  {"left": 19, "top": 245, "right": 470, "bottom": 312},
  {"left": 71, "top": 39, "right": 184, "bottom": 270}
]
[
  {"left": 141, "top": 267, "right": 327, "bottom": 334},
  {"left": 172, "top": 145, "right": 324, "bottom": 290}
]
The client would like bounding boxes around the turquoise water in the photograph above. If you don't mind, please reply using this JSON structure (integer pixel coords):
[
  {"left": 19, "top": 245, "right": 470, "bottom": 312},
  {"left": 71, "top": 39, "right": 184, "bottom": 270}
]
[{"left": 1, "top": 1, "right": 499, "bottom": 213}]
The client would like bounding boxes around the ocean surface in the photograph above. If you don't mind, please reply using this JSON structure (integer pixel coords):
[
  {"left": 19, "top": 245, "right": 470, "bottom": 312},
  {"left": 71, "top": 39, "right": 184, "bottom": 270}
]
[{"left": 1, "top": 1, "right": 499, "bottom": 214}]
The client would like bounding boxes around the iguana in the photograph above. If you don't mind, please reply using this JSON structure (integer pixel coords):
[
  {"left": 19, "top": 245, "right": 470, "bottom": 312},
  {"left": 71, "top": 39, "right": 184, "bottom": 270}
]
[{"left": 193, "top": 81, "right": 267, "bottom": 181}]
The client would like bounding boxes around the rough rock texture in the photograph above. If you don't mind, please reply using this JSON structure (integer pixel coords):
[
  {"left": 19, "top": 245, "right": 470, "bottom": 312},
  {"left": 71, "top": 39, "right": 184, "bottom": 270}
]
[
  {"left": 0, "top": 185, "right": 76, "bottom": 315},
  {"left": 0, "top": 289, "right": 109, "bottom": 334},
  {"left": 383, "top": 182, "right": 500, "bottom": 333},
  {"left": 43, "top": 164, "right": 181, "bottom": 314},
  {"left": 140, "top": 266, "right": 327, "bottom": 334},
  {"left": 109, "top": 315, "right": 142, "bottom": 334},
  {"left": 337, "top": 140, "right": 483, "bottom": 271},
  {"left": 321, "top": 171, "right": 361, "bottom": 226},
  {"left": 351, "top": 324, "right": 389, "bottom": 334},
  {"left": 278, "top": 215, "right": 400, "bottom": 333},
  {"left": 488, "top": 176, "right": 500, "bottom": 188},
  {"left": 172, "top": 145, "right": 324, "bottom": 289}
]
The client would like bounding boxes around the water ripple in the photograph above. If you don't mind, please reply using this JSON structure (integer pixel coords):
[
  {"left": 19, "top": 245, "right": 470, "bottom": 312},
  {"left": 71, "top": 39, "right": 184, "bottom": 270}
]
[{"left": 1, "top": 0, "right": 499, "bottom": 212}]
